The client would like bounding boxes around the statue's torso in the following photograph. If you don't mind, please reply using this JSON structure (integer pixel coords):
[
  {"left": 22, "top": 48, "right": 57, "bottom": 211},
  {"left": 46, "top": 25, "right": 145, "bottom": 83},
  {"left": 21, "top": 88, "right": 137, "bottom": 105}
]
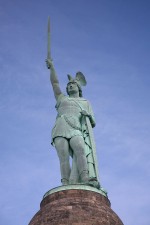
[
  {"left": 58, "top": 97, "right": 83, "bottom": 117},
  {"left": 52, "top": 95, "right": 88, "bottom": 140}
]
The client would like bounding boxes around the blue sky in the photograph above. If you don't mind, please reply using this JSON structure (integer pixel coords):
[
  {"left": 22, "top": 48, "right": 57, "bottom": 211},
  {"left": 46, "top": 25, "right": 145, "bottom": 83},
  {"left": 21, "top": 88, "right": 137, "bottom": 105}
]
[{"left": 0, "top": 0, "right": 150, "bottom": 224}]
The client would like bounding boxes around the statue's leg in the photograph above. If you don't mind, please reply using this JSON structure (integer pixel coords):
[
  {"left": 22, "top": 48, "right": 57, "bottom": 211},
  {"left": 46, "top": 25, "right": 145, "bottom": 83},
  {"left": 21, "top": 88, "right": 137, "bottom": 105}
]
[
  {"left": 70, "top": 135, "right": 89, "bottom": 183},
  {"left": 54, "top": 137, "right": 70, "bottom": 185},
  {"left": 69, "top": 154, "right": 79, "bottom": 184}
]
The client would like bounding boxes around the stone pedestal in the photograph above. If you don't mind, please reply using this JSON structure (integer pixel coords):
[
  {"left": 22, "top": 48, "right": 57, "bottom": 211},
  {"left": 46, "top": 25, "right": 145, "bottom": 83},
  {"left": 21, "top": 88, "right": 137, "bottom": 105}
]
[{"left": 29, "top": 185, "right": 124, "bottom": 225}]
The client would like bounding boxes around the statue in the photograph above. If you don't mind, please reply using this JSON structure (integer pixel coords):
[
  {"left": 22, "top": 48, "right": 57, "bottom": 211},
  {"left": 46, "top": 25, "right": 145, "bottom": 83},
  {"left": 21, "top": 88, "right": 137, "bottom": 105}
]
[{"left": 46, "top": 18, "right": 100, "bottom": 189}]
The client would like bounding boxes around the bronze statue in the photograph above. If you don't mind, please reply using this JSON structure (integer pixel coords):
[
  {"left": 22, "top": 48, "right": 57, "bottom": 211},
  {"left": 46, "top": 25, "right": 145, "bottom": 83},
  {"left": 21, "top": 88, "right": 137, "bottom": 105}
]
[{"left": 46, "top": 18, "right": 100, "bottom": 188}]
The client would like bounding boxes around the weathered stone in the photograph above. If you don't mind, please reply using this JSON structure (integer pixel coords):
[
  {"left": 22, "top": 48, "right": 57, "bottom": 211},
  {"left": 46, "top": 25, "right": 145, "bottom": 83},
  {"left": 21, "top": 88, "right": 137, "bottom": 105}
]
[{"left": 29, "top": 189, "right": 123, "bottom": 225}]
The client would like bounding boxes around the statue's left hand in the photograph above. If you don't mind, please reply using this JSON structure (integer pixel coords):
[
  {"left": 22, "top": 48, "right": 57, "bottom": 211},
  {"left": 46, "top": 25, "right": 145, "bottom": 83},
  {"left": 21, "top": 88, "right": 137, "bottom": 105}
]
[{"left": 81, "top": 110, "right": 89, "bottom": 117}]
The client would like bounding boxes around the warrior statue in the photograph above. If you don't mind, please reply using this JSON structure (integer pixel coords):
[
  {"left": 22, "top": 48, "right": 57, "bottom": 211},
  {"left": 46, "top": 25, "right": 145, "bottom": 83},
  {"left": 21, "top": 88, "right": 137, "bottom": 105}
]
[{"left": 46, "top": 18, "right": 100, "bottom": 189}]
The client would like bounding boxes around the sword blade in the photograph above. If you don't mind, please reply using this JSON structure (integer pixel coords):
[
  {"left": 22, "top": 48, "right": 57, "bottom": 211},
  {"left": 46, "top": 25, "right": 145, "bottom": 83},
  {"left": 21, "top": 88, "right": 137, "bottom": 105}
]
[{"left": 47, "top": 16, "right": 51, "bottom": 60}]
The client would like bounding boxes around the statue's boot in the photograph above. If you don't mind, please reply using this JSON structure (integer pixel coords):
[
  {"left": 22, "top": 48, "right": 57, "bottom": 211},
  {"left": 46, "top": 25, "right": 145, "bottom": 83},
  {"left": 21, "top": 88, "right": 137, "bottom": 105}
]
[
  {"left": 77, "top": 154, "right": 89, "bottom": 183},
  {"left": 80, "top": 170, "right": 89, "bottom": 183},
  {"left": 61, "top": 178, "right": 69, "bottom": 185},
  {"left": 60, "top": 162, "right": 70, "bottom": 185}
]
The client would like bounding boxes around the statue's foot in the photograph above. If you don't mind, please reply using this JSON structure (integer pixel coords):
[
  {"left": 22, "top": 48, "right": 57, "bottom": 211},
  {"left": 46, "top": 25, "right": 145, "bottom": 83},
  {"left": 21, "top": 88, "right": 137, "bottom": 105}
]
[
  {"left": 87, "top": 178, "right": 100, "bottom": 189},
  {"left": 61, "top": 178, "right": 69, "bottom": 185},
  {"left": 69, "top": 179, "right": 78, "bottom": 185}
]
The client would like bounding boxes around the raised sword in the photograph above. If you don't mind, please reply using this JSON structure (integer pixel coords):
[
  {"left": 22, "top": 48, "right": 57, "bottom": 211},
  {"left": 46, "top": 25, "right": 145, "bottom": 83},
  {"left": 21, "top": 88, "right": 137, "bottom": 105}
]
[{"left": 47, "top": 16, "right": 52, "bottom": 68}]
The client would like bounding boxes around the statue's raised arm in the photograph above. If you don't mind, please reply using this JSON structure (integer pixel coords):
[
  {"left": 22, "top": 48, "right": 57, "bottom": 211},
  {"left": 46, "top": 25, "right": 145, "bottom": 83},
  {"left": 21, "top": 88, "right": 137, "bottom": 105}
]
[
  {"left": 46, "top": 59, "right": 62, "bottom": 100},
  {"left": 46, "top": 17, "right": 62, "bottom": 100}
]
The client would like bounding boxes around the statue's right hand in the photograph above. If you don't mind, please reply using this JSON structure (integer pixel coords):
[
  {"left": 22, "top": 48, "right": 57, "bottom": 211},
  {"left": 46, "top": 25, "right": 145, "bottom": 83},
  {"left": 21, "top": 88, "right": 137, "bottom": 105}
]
[{"left": 45, "top": 58, "right": 53, "bottom": 69}]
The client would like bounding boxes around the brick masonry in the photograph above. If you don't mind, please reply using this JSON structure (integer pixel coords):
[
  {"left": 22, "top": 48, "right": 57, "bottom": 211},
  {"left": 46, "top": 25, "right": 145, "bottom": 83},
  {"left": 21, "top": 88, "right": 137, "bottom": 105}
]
[{"left": 29, "top": 189, "right": 124, "bottom": 225}]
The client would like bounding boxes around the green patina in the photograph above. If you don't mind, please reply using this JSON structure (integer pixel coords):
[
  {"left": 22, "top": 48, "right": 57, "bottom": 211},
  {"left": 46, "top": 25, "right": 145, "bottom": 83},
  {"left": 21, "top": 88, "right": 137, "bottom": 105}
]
[
  {"left": 43, "top": 184, "right": 108, "bottom": 199},
  {"left": 46, "top": 18, "right": 106, "bottom": 192}
]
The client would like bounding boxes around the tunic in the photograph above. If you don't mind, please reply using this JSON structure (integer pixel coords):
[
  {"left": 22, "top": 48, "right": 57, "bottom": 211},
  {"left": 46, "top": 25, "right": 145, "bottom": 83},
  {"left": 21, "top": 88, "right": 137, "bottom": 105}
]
[{"left": 52, "top": 94, "right": 94, "bottom": 141}]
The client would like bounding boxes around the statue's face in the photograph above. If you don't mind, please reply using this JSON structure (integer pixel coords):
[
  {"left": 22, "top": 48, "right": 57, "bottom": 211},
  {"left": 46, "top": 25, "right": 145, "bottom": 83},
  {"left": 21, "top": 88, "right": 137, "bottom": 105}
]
[{"left": 67, "top": 81, "right": 79, "bottom": 95}]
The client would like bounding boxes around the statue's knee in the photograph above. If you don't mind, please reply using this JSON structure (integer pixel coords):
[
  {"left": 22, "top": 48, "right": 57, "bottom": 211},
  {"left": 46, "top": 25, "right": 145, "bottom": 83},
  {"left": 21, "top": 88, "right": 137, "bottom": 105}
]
[
  {"left": 74, "top": 146, "right": 85, "bottom": 156},
  {"left": 58, "top": 150, "right": 69, "bottom": 162}
]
